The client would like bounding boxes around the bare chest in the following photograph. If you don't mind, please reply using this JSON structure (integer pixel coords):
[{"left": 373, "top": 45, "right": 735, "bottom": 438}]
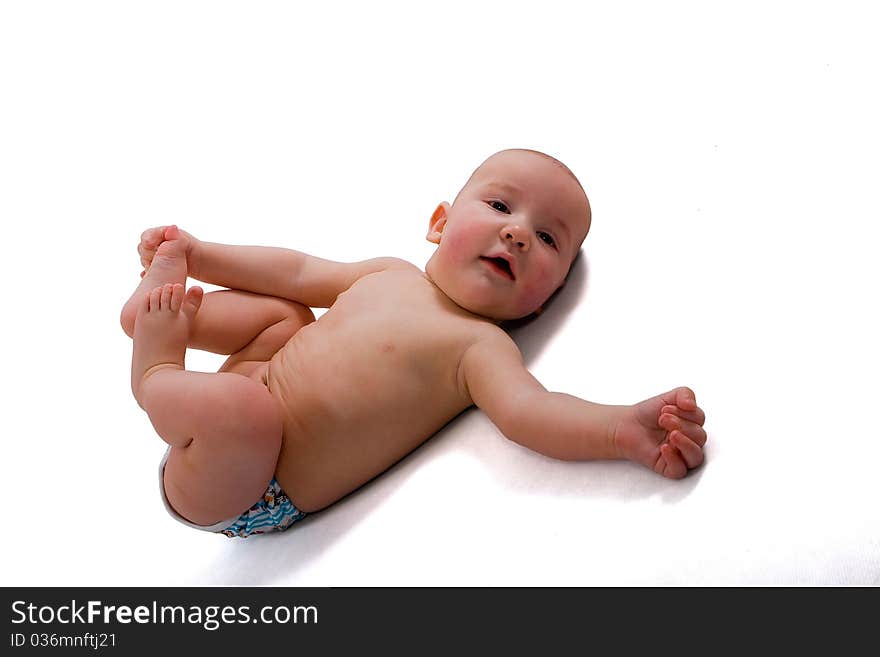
[
  {"left": 268, "top": 268, "right": 493, "bottom": 509},
  {"left": 271, "top": 268, "right": 493, "bottom": 423}
]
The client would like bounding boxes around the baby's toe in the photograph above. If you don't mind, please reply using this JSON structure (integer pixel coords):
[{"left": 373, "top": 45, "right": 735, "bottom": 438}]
[
  {"left": 169, "top": 283, "right": 185, "bottom": 312},
  {"left": 148, "top": 286, "right": 163, "bottom": 312},
  {"left": 160, "top": 283, "right": 174, "bottom": 310},
  {"left": 137, "top": 288, "right": 150, "bottom": 314},
  {"left": 182, "top": 286, "right": 204, "bottom": 321}
]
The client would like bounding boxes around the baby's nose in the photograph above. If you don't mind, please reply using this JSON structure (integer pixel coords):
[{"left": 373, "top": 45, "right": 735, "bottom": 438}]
[{"left": 501, "top": 224, "right": 530, "bottom": 251}]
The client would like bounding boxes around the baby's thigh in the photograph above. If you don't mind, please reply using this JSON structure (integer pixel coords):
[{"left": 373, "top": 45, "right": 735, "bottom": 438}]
[
  {"left": 189, "top": 290, "right": 308, "bottom": 355},
  {"left": 162, "top": 372, "right": 282, "bottom": 526}
]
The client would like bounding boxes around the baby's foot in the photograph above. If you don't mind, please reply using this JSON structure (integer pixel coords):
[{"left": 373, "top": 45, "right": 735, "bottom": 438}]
[
  {"left": 612, "top": 387, "right": 707, "bottom": 479},
  {"left": 131, "top": 283, "right": 203, "bottom": 404},
  {"left": 120, "top": 226, "right": 189, "bottom": 337}
]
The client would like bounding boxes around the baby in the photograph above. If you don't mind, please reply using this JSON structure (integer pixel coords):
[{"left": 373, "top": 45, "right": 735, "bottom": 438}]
[{"left": 120, "top": 148, "right": 707, "bottom": 538}]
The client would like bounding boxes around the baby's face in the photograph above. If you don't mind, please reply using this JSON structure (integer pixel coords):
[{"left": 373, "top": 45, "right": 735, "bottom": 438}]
[{"left": 425, "top": 150, "right": 591, "bottom": 320}]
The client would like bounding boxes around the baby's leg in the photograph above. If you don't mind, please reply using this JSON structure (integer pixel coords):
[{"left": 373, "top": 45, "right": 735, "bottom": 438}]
[
  {"left": 190, "top": 289, "right": 314, "bottom": 360},
  {"left": 132, "top": 283, "right": 282, "bottom": 526},
  {"left": 120, "top": 232, "right": 315, "bottom": 357}
]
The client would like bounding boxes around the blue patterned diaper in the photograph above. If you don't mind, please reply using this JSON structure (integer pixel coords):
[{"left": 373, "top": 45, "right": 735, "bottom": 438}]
[{"left": 218, "top": 478, "right": 307, "bottom": 538}]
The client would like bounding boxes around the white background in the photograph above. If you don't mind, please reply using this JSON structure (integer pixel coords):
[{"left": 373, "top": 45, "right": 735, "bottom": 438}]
[{"left": 1, "top": 1, "right": 877, "bottom": 585}]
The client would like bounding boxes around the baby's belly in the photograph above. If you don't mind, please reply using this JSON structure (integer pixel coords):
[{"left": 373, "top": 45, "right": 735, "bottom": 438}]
[{"left": 266, "top": 326, "right": 469, "bottom": 512}]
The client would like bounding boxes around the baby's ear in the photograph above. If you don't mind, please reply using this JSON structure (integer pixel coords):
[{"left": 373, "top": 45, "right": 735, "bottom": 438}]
[{"left": 426, "top": 202, "right": 450, "bottom": 244}]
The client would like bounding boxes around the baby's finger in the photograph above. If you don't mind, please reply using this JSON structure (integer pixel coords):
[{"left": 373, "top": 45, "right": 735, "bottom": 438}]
[
  {"left": 141, "top": 226, "right": 166, "bottom": 249},
  {"left": 659, "top": 413, "right": 707, "bottom": 446},
  {"left": 670, "top": 431, "right": 704, "bottom": 469},
  {"left": 661, "top": 404, "right": 706, "bottom": 426},
  {"left": 675, "top": 387, "right": 698, "bottom": 411},
  {"left": 138, "top": 241, "right": 156, "bottom": 263},
  {"left": 659, "top": 444, "right": 687, "bottom": 479}
]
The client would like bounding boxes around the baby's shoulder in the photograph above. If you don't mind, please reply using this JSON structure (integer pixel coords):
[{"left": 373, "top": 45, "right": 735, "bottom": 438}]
[
  {"left": 349, "top": 258, "right": 422, "bottom": 291},
  {"left": 458, "top": 322, "right": 519, "bottom": 361},
  {"left": 376, "top": 257, "right": 421, "bottom": 274}
]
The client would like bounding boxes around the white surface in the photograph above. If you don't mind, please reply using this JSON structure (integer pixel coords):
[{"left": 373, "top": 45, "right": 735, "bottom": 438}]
[{"left": 2, "top": 1, "right": 878, "bottom": 586}]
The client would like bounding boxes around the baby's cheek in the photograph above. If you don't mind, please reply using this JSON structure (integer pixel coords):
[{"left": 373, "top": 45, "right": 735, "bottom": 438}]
[
  {"left": 517, "top": 284, "right": 547, "bottom": 314},
  {"left": 441, "top": 226, "right": 477, "bottom": 267},
  {"left": 519, "top": 265, "right": 558, "bottom": 312}
]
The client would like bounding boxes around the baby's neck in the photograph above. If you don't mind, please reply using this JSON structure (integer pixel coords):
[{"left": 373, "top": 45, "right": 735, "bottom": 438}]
[{"left": 419, "top": 269, "right": 505, "bottom": 327}]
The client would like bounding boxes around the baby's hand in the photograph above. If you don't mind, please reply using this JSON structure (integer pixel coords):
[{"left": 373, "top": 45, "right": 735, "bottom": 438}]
[
  {"left": 613, "top": 386, "right": 707, "bottom": 479},
  {"left": 138, "top": 225, "right": 199, "bottom": 277}
]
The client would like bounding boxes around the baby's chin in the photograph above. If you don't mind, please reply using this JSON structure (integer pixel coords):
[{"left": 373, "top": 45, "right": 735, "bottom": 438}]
[{"left": 425, "top": 259, "right": 545, "bottom": 320}]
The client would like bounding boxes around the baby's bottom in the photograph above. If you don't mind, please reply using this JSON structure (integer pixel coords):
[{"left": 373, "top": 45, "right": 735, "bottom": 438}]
[{"left": 158, "top": 446, "right": 307, "bottom": 538}]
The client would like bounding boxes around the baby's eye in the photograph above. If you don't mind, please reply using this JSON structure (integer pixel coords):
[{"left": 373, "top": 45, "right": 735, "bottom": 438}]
[
  {"left": 488, "top": 200, "right": 510, "bottom": 214},
  {"left": 537, "top": 231, "right": 556, "bottom": 248}
]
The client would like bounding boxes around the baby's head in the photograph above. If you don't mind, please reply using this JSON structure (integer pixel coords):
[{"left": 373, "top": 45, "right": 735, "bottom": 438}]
[{"left": 425, "top": 148, "right": 591, "bottom": 321}]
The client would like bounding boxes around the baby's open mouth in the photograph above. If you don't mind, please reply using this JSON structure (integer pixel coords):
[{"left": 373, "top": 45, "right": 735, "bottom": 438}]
[{"left": 480, "top": 256, "right": 515, "bottom": 280}]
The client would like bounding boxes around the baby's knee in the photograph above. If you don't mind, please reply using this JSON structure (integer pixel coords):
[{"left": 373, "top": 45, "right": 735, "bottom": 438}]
[
  {"left": 277, "top": 299, "right": 315, "bottom": 328},
  {"left": 260, "top": 300, "right": 315, "bottom": 347}
]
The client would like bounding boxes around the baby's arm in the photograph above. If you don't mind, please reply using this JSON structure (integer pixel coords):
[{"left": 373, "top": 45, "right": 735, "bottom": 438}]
[
  {"left": 461, "top": 333, "right": 622, "bottom": 461},
  {"left": 461, "top": 331, "right": 707, "bottom": 477},
  {"left": 139, "top": 226, "right": 409, "bottom": 307}
]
